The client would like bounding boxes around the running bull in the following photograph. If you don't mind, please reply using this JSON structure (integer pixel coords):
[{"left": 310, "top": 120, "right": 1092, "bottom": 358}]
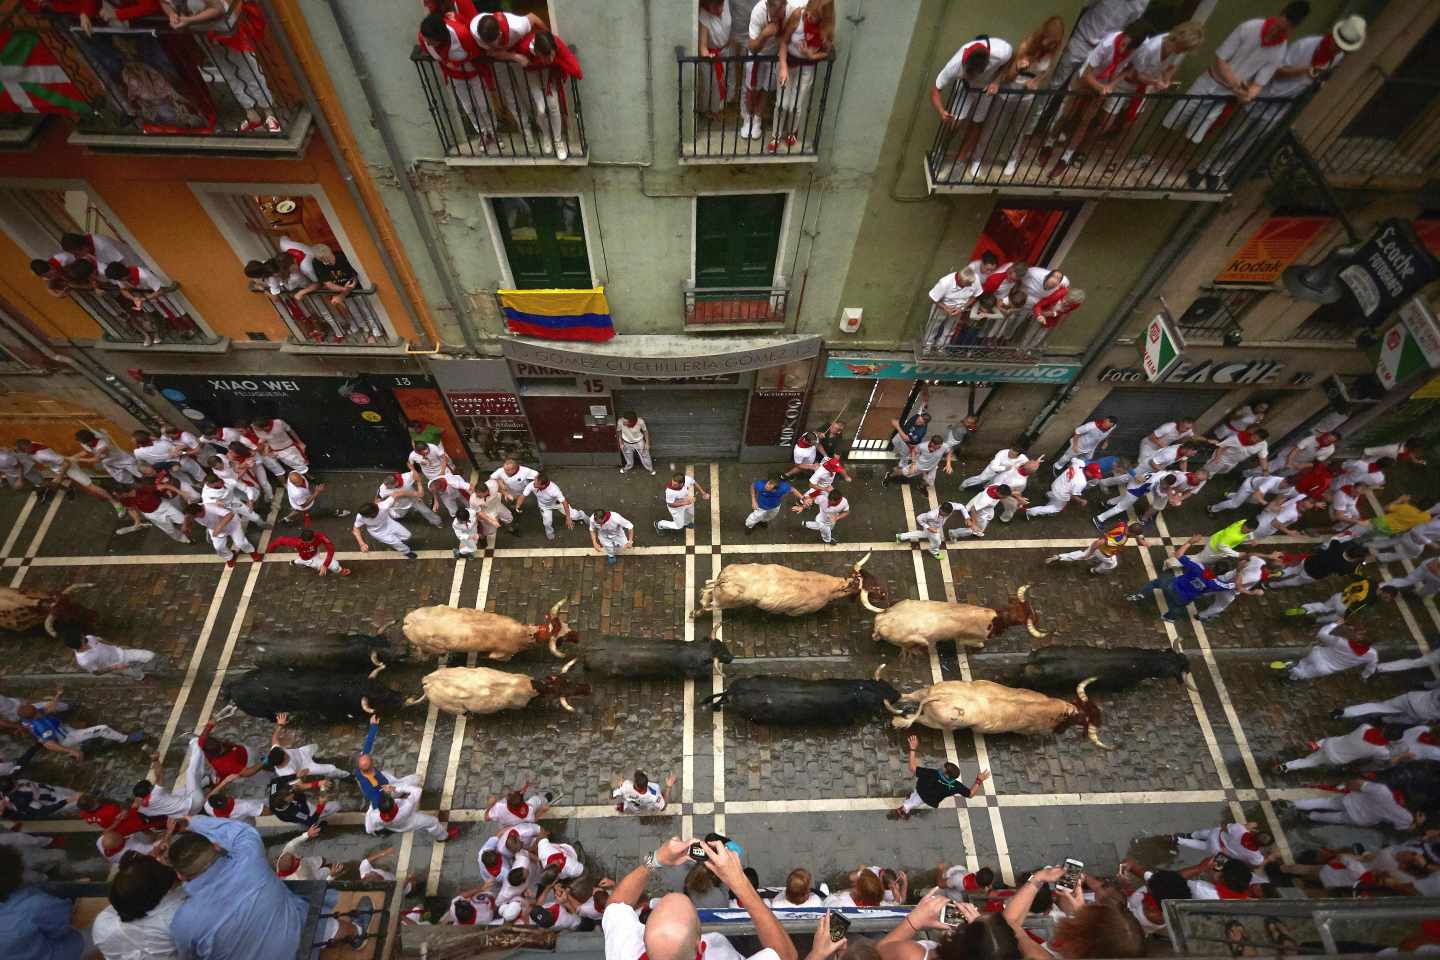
[
  {"left": 407, "top": 662, "right": 590, "bottom": 717},
  {"left": 0, "top": 584, "right": 94, "bottom": 637},
  {"left": 226, "top": 653, "right": 407, "bottom": 722},
  {"left": 1014, "top": 645, "right": 1189, "bottom": 695},
  {"left": 549, "top": 633, "right": 732, "bottom": 679},
  {"left": 700, "top": 667, "right": 901, "bottom": 726},
  {"left": 871, "top": 585, "right": 1047, "bottom": 655},
  {"left": 692, "top": 554, "right": 889, "bottom": 627},
  {"left": 402, "top": 599, "right": 574, "bottom": 660},
  {"left": 885, "top": 674, "right": 1111, "bottom": 749}
]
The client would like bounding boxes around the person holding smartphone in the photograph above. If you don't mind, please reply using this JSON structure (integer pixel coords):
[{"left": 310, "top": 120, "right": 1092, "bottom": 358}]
[
  {"left": 601, "top": 837, "right": 797, "bottom": 960},
  {"left": 875, "top": 891, "right": 981, "bottom": 960},
  {"left": 1003, "top": 865, "right": 1146, "bottom": 959}
]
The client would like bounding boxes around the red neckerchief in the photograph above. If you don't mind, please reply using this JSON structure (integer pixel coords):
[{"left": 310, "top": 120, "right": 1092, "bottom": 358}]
[
  {"left": 802, "top": 11, "right": 823, "bottom": 51},
  {"left": 210, "top": 795, "right": 235, "bottom": 816},
  {"left": 1347, "top": 638, "right": 1371, "bottom": 656},
  {"left": 283, "top": 247, "right": 306, "bottom": 266},
  {"left": 508, "top": 800, "right": 529, "bottom": 819},
  {"left": 380, "top": 805, "right": 399, "bottom": 823},
  {"left": 1391, "top": 789, "right": 1406, "bottom": 808},
  {"left": 1239, "top": 832, "right": 1260, "bottom": 851},
  {"left": 423, "top": 15, "right": 485, "bottom": 78},
  {"left": 986, "top": 485, "right": 1002, "bottom": 500},
  {"left": 1237, "top": 431, "right": 1259, "bottom": 446},
  {"left": 1216, "top": 882, "right": 1248, "bottom": 900},
  {"left": 980, "top": 263, "right": 1013, "bottom": 295},
  {"left": 1259, "top": 17, "right": 1288, "bottom": 47},
  {"left": 483, "top": 857, "right": 503, "bottom": 877},
  {"left": 1094, "top": 31, "right": 1133, "bottom": 83},
  {"left": 126, "top": 266, "right": 141, "bottom": 287},
  {"left": 1362, "top": 727, "right": 1389, "bottom": 746},
  {"left": 100, "top": 835, "right": 125, "bottom": 858},
  {"left": 1419, "top": 731, "right": 1436, "bottom": 746},
  {"left": 796, "top": 435, "right": 814, "bottom": 449},
  {"left": 545, "top": 852, "right": 567, "bottom": 868},
  {"left": 962, "top": 38, "right": 990, "bottom": 71},
  {"left": 1186, "top": 472, "right": 1203, "bottom": 487},
  {"left": 961, "top": 873, "right": 979, "bottom": 891}
]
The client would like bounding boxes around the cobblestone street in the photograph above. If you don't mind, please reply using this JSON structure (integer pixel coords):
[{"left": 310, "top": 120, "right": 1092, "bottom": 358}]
[{"left": 3, "top": 456, "right": 1437, "bottom": 944}]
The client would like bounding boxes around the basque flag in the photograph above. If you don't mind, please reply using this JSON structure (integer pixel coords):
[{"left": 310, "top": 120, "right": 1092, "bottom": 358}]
[
  {"left": 499, "top": 287, "right": 615, "bottom": 342},
  {"left": 0, "top": 30, "right": 89, "bottom": 116}
]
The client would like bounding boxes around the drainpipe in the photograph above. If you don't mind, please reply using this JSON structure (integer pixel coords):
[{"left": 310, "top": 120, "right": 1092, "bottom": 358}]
[
  {"left": 1020, "top": 201, "right": 1223, "bottom": 445},
  {"left": 259, "top": 0, "right": 478, "bottom": 353}
]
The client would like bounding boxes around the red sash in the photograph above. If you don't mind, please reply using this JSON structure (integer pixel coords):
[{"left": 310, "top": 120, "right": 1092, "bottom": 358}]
[
  {"left": 1093, "top": 32, "right": 1132, "bottom": 83},
  {"left": 211, "top": 1, "right": 265, "bottom": 54},
  {"left": 422, "top": 18, "right": 486, "bottom": 80}
]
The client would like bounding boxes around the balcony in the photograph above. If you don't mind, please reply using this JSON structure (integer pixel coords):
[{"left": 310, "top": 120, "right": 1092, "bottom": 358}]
[
  {"left": 67, "top": 284, "right": 219, "bottom": 349},
  {"left": 17, "top": 4, "right": 311, "bottom": 154},
  {"left": 266, "top": 287, "right": 399, "bottom": 349},
  {"left": 925, "top": 86, "right": 1299, "bottom": 200},
  {"left": 411, "top": 48, "right": 587, "bottom": 165},
  {"left": 683, "top": 284, "right": 788, "bottom": 329},
  {"left": 675, "top": 48, "right": 834, "bottom": 163},
  {"left": 1297, "top": 67, "right": 1440, "bottom": 190},
  {"left": 915, "top": 302, "right": 1050, "bottom": 364}
]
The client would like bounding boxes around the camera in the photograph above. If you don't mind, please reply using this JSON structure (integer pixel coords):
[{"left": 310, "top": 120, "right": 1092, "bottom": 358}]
[
  {"left": 1056, "top": 858, "right": 1084, "bottom": 893},
  {"left": 941, "top": 901, "right": 967, "bottom": 927}
]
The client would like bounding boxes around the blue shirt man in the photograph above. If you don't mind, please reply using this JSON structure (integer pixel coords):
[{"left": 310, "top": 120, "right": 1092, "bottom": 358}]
[
  {"left": 1129, "top": 556, "right": 1231, "bottom": 622},
  {"left": 355, "top": 714, "right": 389, "bottom": 808},
  {"left": 170, "top": 816, "right": 307, "bottom": 960},
  {"left": 0, "top": 884, "right": 84, "bottom": 960},
  {"left": 753, "top": 479, "right": 792, "bottom": 511},
  {"left": 898, "top": 413, "right": 930, "bottom": 445}
]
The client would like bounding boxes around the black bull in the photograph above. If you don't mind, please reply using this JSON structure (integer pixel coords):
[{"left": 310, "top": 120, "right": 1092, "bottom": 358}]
[
  {"left": 700, "top": 676, "right": 901, "bottom": 726},
  {"left": 226, "top": 665, "right": 408, "bottom": 722},
  {"left": 555, "top": 636, "right": 732, "bottom": 678},
  {"left": 1015, "top": 645, "right": 1190, "bottom": 695},
  {"left": 242, "top": 632, "right": 403, "bottom": 669}
]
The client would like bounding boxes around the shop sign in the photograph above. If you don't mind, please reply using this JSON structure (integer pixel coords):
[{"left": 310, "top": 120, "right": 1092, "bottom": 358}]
[
  {"left": 1141, "top": 308, "right": 1185, "bottom": 382},
  {"left": 826, "top": 356, "right": 1080, "bottom": 384},
  {"left": 1214, "top": 216, "right": 1331, "bottom": 284},
  {"left": 1101, "top": 359, "right": 1314, "bottom": 387},
  {"left": 620, "top": 374, "right": 740, "bottom": 385},
  {"left": 503, "top": 336, "right": 821, "bottom": 378},
  {"left": 1376, "top": 298, "right": 1440, "bottom": 391},
  {"left": 1338, "top": 218, "right": 1440, "bottom": 325}
]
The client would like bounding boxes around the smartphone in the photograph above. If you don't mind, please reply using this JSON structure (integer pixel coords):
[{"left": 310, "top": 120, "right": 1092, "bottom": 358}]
[
  {"left": 1211, "top": 852, "right": 1230, "bottom": 871},
  {"left": 941, "top": 901, "right": 968, "bottom": 927},
  {"left": 829, "top": 913, "right": 851, "bottom": 941},
  {"left": 1056, "top": 858, "right": 1084, "bottom": 893},
  {"left": 688, "top": 842, "right": 708, "bottom": 862}
]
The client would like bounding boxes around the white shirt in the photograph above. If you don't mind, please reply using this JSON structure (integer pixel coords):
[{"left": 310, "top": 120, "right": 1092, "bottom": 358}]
[
  {"left": 1082, "top": 32, "right": 1130, "bottom": 78},
  {"left": 618, "top": 418, "right": 648, "bottom": 445},
  {"left": 252, "top": 419, "right": 299, "bottom": 451},
  {"left": 1213, "top": 18, "right": 1289, "bottom": 88},
  {"left": 1261, "top": 35, "right": 1338, "bottom": 99},
  {"left": 665, "top": 477, "right": 696, "bottom": 507},
  {"left": 912, "top": 439, "right": 957, "bottom": 472},
  {"left": 132, "top": 438, "right": 182, "bottom": 466},
  {"left": 590, "top": 512, "right": 634, "bottom": 540},
  {"left": 603, "top": 903, "right": 779, "bottom": 960},
  {"left": 278, "top": 237, "right": 320, "bottom": 282},
  {"left": 928, "top": 272, "right": 981, "bottom": 312},
  {"left": 407, "top": 446, "right": 449, "bottom": 482},
  {"left": 26, "top": 447, "right": 66, "bottom": 477},
  {"left": 436, "top": 472, "right": 473, "bottom": 500},
  {"left": 81, "top": 435, "right": 136, "bottom": 469},
  {"left": 91, "top": 887, "right": 185, "bottom": 960},
  {"left": 1148, "top": 422, "right": 1192, "bottom": 448},
  {"left": 1260, "top": 496, "right": 1302, "bottom": 530},
  {"left": 1123, "top": 32, "right": 1185, "bottom": 87},
  {"left": 354, "top": 498, "right": 405, "bottom": 536},
  {"left": 1288, "top": 434, "right": 1335, "bottom": 466},
  {"left": 286, "top": 476, "right": 315, "bottom": 511},
  {"left": 490, "top": 465, "right": 538, "bottom": 498},
  {"left": 379, "top": 472, "right": 424, "bottom": 501},
  {"left": 770, "top": 891, "right": 823, "bottom": 908},
  {"left": 936, "top": 37, "right": 1013, "bottom": 90},
  {"left": 1067, "top": 0, "right": 1150, "bottom": 61},
  {"left": 194, "top": 503, "right": 241, "bottom": 536},
  {"left": 612, "top": 779, "right": 665, "bottom": 811},
  {"left": 1050, "top": 460, "right": 1088, "bottom": 499},
  {"left": 808, "top": 461, "right": 841, "bottom": 489},
  {"left": 699, "top": 3, "right": 731, "bottom": 51},
  {"left": 1147, "top": 444, "right": 1186, "bottom": 471},
  {"left": 523, "top": 480, "right": 569, "bottom": 510},
  {"left": 966, "top": 487, "right": 1003, "bottom": 514},
  {"left": 470, "top": 10, "right": 531, "bottom": 50},
  {"left": 813, "top": 496, "right": 849, "bottom": 524},
  {"left": 444, "top": 893, "right": 496, "bottom": 926},
  {"left": 453, "top": 513, "right": 479, "bottom": 546},
  {"left": 74, "top": 636, "right": 128, "bottom": 673},
  {"left": 748, "top": 0, "right": 781, "bottom": 55},
  {"left": 1216, "top": 434, "right": 1268, "bottom": 466},
  {"left": 364, "top": 781, "right": 425, "bottom": 834},
  {"left": 1071, "top": 421, "right": 1114, "bottom": 457}
]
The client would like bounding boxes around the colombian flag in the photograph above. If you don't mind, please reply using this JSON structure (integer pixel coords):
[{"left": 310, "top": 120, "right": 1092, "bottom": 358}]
[{"left": 499, "top": 287, "right": 614, "bottom": 342}]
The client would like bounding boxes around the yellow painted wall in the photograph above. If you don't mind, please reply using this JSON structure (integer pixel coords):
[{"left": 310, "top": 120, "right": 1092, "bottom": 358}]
[
  {"left": 0, "top": 123, "right": 414, "bottom": 345},
  {"left": 0, "top": 391, "right": 132, "bottom": 455}
]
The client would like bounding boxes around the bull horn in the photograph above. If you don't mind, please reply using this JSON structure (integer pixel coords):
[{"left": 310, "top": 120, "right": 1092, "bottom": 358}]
[
  {"left": 1017, "top": 584, "right": 1029, "bottom": 602},
  {"left": 559, "top": 697, "right": 575, "bottom": 713},
  {"left": 1026, "top": 619, "right": 1048, "bottom": 639},
  {"left": 369, "top": 652, "right": 387, "bottom": 679},
  {"left": 852, "top": 552, "right": 872, "bottom": 572},
  {"left": 882, "top": 699, "right": 904, "bottom": 715},
  {"left": 873, "top": 662, "right": 887, "bottom": 682},
  {"left": 711, "top": 624, "right": 723, "bottom": 641},
  {"left": 404, "top": 689, "right": 428, "bottom": 706},
  {"left": 549, "top": 598, "right": 568, "bottom": 617},
  {"left": 372, "top": 616, "right": 400, "bottom": 636},
  {"left": 1087, "top": 724, "right": 1113, "bottom": 750},
  {"left": 859, "top": 587, "right": 884, "bottom": 614},
  {"left": 561, "top": 658, "right": 577, "bottom": 675},
  {"left": 1076, "top": 677, "right": 1096, "bottom": 701},
  {"left": 549, "top": 633, "right": 564, "bottom": 659},
  {"left": 43, "top": 610, "right": 57, "bottom": 639},
  {"left": 60, "top": 583, "right": 93, "bottom": 596}
]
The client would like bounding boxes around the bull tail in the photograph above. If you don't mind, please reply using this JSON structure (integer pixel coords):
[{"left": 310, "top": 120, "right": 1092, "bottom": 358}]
[{"left": 699, "top": 691, "right": 728, "bottom": 711}]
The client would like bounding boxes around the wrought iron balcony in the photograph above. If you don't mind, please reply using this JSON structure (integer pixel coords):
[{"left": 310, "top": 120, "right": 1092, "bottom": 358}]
[
  {"left": 266, "top": 287, "right": 395, "bottom": 347},
  {"left": 1296, "top": 68, "right": 1440, "bottom": 190},
  {"left": 411, "top": 47, "right": 587, "bottom": 164},
  {"left": 926, "top": 85, "right": 1299, "bottom": 199},
  {"left": 915, "top": 302, "right": 1055, "bottom": 364},
  {"left": 683, "top": 285, "right": 788, "bottom": 328},
  {"left": 18, "top": 3, "right": 310, "bottom": 153},
  {"left": 67, "top": 284, "right": 215, "bottom": 348},
  {"left": 675, "top": 48, "right": 834, "bottom": 163}
]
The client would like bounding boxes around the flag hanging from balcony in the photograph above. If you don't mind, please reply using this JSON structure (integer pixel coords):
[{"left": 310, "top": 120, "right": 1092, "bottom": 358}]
[
  {"left": 0, "top": 30, "right": 89, "bottom": 116},
  {"left": 499, "top": 287, "right": 615, "bottom": 342}
]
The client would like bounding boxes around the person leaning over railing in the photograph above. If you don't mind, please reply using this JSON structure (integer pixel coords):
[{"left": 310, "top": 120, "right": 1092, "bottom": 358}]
[
  {"left": 772, "top": 0, "right": 835, "bottom": 154},
  {"left": 166, "top": 0, "right": 283, "bottom": 134}
]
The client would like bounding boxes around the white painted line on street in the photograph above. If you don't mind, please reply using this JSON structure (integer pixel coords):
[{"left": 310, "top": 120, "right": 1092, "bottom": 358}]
[
  {"left": 1363, "top": 490, "right": 1440, "bottom": 679},
  {"left": 7, "top": 494, "right": 61, "bottom": 588},
  {"left": 156, "top": 564, "right": 235, "bottom": 763},
  {"left": 0, "top": 493, "right": 37, "bottom": 560},
  {"left": 710, "top": 463, "right": 726, "bottom": 835},
  {"left": 682, "top": 466, "right": 700, "bottom": 838}
]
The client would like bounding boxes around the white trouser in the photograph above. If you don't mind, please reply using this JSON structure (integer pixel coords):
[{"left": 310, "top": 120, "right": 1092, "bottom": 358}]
[
  {"left": 224, "top": 495, "right": 262, "bottom": 524},
  {"left": 455, "top": 530, "right": 480, "bottom": 556},
  {"left": 451, "top": 74, "right": 497, "bottom": 138},
  {"left": 998, "top": 496, "right": 1023, "bottom": 522},
  {"left": 100, "top": 459, "right": 145, "bottom": 484},
  {"left": 950, "top": 507, "right": 994, "bottom": 538},
  {"left": 961, "top": 466, "right": 1003, "bottom": 488},
  {"left": 745, "top": 506, "right": 780, "bottom": 528},
  {"left": 103, "top": 647, "right": 157, "bottom": 679},
  {"left": 1293, "top": 795, "right": 1358, "bottom": 826},
  {"left": 528, "top": 81, "right": 565, "bottom": 153},
  {"left": 740, "top": 60, "right": 775, "bottom": 127},
  {"left": 268, "top": 446, "right": 308, "bottom": 473},
  {"left": 597, "top": 533, "right": 627, "bottom": 557},
  {"left": 142, "top": 500, "right": 189, "bottom": 542},
  {"left": 658, "top": 504, "right": 694, "bottom": 532},
  {"left": 60, "top": 724, "right": 128, "bottom": 748},
  {"left": 211, "top": 45, "right": 274, "bottom": 112},
  {"left": 1374, "top": 536, "right": 1429, "bottom": 563},
  {"left": 1026, "top": 491, "right": 1072, "bottom": 517},
  {"left": 1096, "top": 493, "right": 1139, "bottom": 523},
  {"left": 1209, "top": 485, "right": 1260, "bottom": 513},
  {"left": 900, "top": 522, "right": 944, "bottom": 552},
  {"left": 293, "top": 554, "right": 341, "bottom": 574},
  {"left": 254, "top": 454, "right": 285, "bottom": 480},
  {"left": 541, "top": 503, "right": 587, "bottom": 537},
  {"left": 773, "top": 62, "right": 816, "bottom": 140},
  {"left": 804, "top": 517, "right": 838, "bottom": 544},
  {"left": 1299, "top": 596, "right": 1347, "bottom": 623},
  {"left": 1051, "top": 549, "right": 1117, "bottom": 574},
  {"left": 208, "top": 526, "right": 256, "bottom": 561},
  {"left": 435, "top": 488, "right": 468, "bottom": 518},
  {"left": 397, "top": 810, "right": 448, "bottom": 840},
  {"left": 175, "top": 456, "right": 206, "bottom": 484},
  {"left": 1280, "top": 740, "right": 1388, "bottom": 772},
  {"left": 900, "top": 789, "right": 927, "bottom": 814},
  {"left": 1272, "top": 566, "right": 1315, "bottom": 588},
  {"left": 371, "top": 529, "right": 413, "bottom": 554},
  {"left": 621, "top": 443, "right": 653, "bottom": 472},
  {"left": 175, "top": 738, "right": 210, "bottom": 813},
  {"left": 1193, "top": 544, "right": 1237, "bottom": 566},
  {"left": 1376, "top": 649, "right": 1440, "bottom": 674},
  {"left": 279, "top": 744, "right": 346, "bottom": 780},
  {"left": 391, "top": 497, "right": 442, "bottom": 527},
  {"left": 1198, "top": 591, "right": 1237, "bottom": 620}
]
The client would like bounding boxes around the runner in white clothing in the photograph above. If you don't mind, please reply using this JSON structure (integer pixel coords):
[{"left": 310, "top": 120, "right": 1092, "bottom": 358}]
[
  {"left": 352, "top": 498, "right": 417, "bottom": 559},
  {"left": 428, "top": 472, "right": 475, "bottom": 519},
  {"left": 589, "top": 509, "right": 634, "bottom": 565},
  {"left": 452, "top": 506, "right": 481, "bottom": 558},
  {"left": 134, "top": 741, "right": 209, "bottom": 818},
  {"left": 995, "top": 461, "right": 1041, "bottom": 521},
  {"left": 489, "top": 460, "right": 540, "bottom": 514},
  {"left": 407, "top": 441, "right": 452, "bottom": 486},
  {"left": 200, "top": 474, "right": 261, "bottom": 525},
  {"left": 379, "top": 471, "right": 443, "bottom": 528},
  {"left": 1058, "top": 418, "right": 1117, "bottom": 471},
  {"left": 901, "top": 434, "right": 959, "bottom": 487},
  {"left": 184, "top": 502, "right": 260, "bottom": 566},
  {"left": 962, "top": 447, "right": 1028, "bottom": 489},
  {"left": 517, "top": 473, "right": 586, "bottom": 541},
  {"left": 1211, "top": 402, "right": 1270, "bottom": 442},
  {"left": 1381, "top": 558, "right": 1440, "bottom": 599},
  {"left": 250, "top": 417, "right": 308, "bottom": 473},
  {"left": 1280, "top": 622, "right": 1379, "bottom": 681},
  {"left": 1139, "top": 420, "right": 1196, "bottom": 464},
  {"left": 1276, "top": 724, "right": 1392, "bottom": 772},
  {"left": 365, "top": 779, "right": 458, "bottom": 841},
  {"left": 799, "top": 455, "right": 847, "bottom": 502},
  {"left": 1197, "top": 553, "right": 1273, "bottom": 622},
  {"left": 1206, "top": 429, "right": 1269, "bottom": 475},
  {"left": 282, "top": 472, "right": 348, "bottom": 523},
  {"left": 65, "top": 632, "right": 157, "bottom": 679},
  {"left": 612, "top": 771, "right": 675, "bottom": 813},
  {"left": 1286, "top": 779, "right": 1414, "bottom": 831},
  {"left": 158, "top": 425, "right": 207, "bottom": 483},
  {"left": 71, "top": 429, "right": 143, "bottom": 484},
  {"left": 1208, "top": 473, "right": 1293, "bottom": 513},
  {"left": 950, "top": 484, "right": 1011, "bottom": 540},
  {"left": 655, "top": 472, "right": 710, "bottom": 535},
  {"left": 617, "top": 412, "right": 655, "bottom": 476},
  {"left": 897, "top": 502, "right": 956, "bottom": 558},
  {"left": 1025, "top": 458, "right": 1092, "bottom": 518}
]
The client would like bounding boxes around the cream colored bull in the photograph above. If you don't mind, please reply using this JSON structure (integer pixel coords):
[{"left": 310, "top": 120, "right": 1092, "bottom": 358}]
[
  {"left": 871, "top": 585, "right": 1047, "bottom": 655},
  {"left": 0, "top": 584, "right": 93, "bottom": 636},
  {"left": 402, "top": 599, "right": 571, "bottom": 660},
  {"left": 884, "top": 674, "right": 1111, "bottom": 749},
  {"left": 692, "top": 555, "right": 888, "bottom": 628},
  {"left": 406, "top": 660, "right": 587, "bottom": 716}
]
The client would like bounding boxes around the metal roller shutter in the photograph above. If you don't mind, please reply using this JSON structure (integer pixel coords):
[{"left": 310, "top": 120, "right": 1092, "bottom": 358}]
[
  {"left": 612, "top": 389, "right": 748, "bottom": 461},
  {"left": 1067, "top": 388, "right": 1230, "bottom": 462}
]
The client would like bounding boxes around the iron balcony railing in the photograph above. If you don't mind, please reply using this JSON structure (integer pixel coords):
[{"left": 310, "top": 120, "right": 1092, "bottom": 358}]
[
  {"left": 675, "top": 48, "right": 834, "bottom": 162},
  {"left": 26, "top": 4, "right": 304, "bottom": 142},
  {"left": 1298, "top": 68, "right": 1440, "bottom": 188},
  {"left": 684, "top": 285, "right": 788, "bottom": 327},
  {"left": 411, "top": 47, "right": 587, "bottom": 162},
  {"left": 266, "top": 287, "right": 393, "bottom": 346},
  {"left": 927, "top": 85, "right": 1300, "bottom": 196},
  {"left": 917, "top": 302, "right": 1050, "bottom": 363},
  {"left": 67, "top": 284, "right": 212, "bottom": 347}
]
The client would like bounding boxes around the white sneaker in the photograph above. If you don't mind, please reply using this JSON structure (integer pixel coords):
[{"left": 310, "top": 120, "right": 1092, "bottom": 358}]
[
  {"left": 739, "top": 119, "right": 752, "bottom": 140},
  {"left": 539, "top": 135, "right": 554, "bottom": 155},
  {"left": 967, "top": 161, "right": 981, "bottom": 178},
  {"left": 555, "top": 137, "right": 569, "bottom": 160},
  {"left": 1003, "top": 158, "right": 1018, "bottom": 177}
]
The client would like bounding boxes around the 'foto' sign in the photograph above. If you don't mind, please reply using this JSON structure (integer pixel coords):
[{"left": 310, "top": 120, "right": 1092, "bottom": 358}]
[
  {"left": 1142, "top": 309, "right": 1185, "bottom": 382},
  {"left": 1215, "top": 216, "right": 1331, "bottom": 284}
]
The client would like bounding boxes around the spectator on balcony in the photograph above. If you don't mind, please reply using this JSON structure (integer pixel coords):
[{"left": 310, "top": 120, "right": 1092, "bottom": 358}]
[
  {"left": 473, "top": 9, "right": 544, "bottom": 142},
  {"left": 102, "top": 261, "right": 171, "bottom": 348},
  {"left": 60, "top": 231, "right": 138, "bottom": 270},
  {"left": 993, "top": 15, "right": 1065, "bottom": 178},
  {"left": 165, "top": 0, "right": 282, "bottom": 134},
  {"left": 1044, "top": 19, "right": 1154, "bottom": 179},
  {"left": 932, "top": 33, "right": 1012, "bottom": 177},
  {"left": 29, "top": 257, "right": 85, "bottom": 300},
  {"left": 1052, "top": 1, "right": 1151, "bottom": 90},
  {"left": 924, "top": 266, "right": 982, "bottom": 347},
  {"left": 418, "top": 1, "right": 499, "bottom": 155},
  {"left": 1025, "top": 288, "right": 1085, "bottom": 348},
  {"left": 771, "top": 0, "right": 834, "bottom": 154},
  {"left": 1161, "top": 3, "right": 1310, "bottom": 191},
  {"left": 519, "top": 30, "right": 582, "bottom": 160},
  {"left": 697, "top": 0, "right": 733, "bottom": 122},
  {"left": 1091, "top": 22, "right": 1205, "bottom": 176},
  {"left": 740, "top": 0, "right": 785, "bottom": 141}
]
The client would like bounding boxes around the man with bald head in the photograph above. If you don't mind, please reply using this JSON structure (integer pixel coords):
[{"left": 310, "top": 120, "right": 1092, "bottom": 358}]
[{"left": 603, "top": 837, "right": 797, "bottom": 960}]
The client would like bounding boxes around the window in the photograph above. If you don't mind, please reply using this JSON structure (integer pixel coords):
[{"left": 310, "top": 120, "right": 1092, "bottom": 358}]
[
  {"left": 970, "top": 201, "right": 1083, "bottom": 265},
  {"left": 696, "top": 194, "right": 785, "bottom": 287},
  {"left": 492, "top": 197, "right": 592, "bottom": 289}
]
